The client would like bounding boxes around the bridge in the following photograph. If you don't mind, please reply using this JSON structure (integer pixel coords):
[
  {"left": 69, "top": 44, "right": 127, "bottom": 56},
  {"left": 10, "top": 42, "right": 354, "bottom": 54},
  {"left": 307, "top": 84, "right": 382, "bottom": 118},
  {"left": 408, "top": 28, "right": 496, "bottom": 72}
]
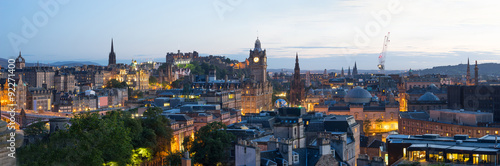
[{"left": 0, "top": 107, "right": 129, "bottom": 129}]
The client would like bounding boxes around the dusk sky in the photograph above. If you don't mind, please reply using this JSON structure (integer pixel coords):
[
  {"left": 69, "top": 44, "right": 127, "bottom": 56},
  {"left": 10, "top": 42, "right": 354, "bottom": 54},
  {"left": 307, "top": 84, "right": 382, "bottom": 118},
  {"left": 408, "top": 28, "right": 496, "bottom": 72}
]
[{"left": 2, "top": 0, "right": 500, "bottom": 70}]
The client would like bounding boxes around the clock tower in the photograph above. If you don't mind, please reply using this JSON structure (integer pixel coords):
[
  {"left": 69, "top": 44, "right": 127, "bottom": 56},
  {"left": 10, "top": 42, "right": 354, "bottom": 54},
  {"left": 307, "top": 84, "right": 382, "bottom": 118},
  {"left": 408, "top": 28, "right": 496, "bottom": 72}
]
[
  {"left": 249, "top": 38, "right": 267, "bottom": 83},
  {"left": 241, "top": 38, "right": 273, "bottom": 114}
]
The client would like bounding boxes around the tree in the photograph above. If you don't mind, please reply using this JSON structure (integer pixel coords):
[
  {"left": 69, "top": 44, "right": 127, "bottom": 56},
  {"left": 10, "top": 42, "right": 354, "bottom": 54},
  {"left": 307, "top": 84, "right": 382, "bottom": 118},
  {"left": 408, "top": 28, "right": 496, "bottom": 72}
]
[
  {"left": 149, "top": 76, "right": 158, "bottom": 85},
  {"left": 18, "top": 112, "right": 134, "bottom": 165},
  {"left": 191, "top": 121, "right": 236, "bottom": 166},
  {"left": 23, "top": 120, "right": 49, "bottom": 138},
  {"left": 165, "top": 151, "right": 183, "bottom": 166},
  {"left": 141, "top": 107, "right": 173, "bottom": 157},
  {"left": 106, "top": 79, "right": 128, "bottom": 88},
  {"left": 182, "top": 136, "right": 193, "bottom": 152},
  {"left": 18, "top": 110, "right": 174, "bottom": 166}
]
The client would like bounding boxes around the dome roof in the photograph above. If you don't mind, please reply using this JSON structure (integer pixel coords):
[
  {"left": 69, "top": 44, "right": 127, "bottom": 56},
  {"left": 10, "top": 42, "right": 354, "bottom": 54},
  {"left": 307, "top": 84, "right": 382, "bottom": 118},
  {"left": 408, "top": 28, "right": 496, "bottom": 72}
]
[
  {"left": 254, "top": 38, "right": 262, "bottom": 51},
  {"left": 345, "top": 87, "right": 372, "bottom": 104},
  {"left": 418, "top": 92, "right": 440, "bottom": 101}
]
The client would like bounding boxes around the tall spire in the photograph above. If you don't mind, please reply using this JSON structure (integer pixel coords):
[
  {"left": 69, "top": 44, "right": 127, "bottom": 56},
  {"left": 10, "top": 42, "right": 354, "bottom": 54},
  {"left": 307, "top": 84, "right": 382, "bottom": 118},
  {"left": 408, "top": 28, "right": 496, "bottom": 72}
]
[
  {"left": 294, "top": 53, "right": 300, "bottom": 71},
  {"left": 466, "top": 58, "right": 471, "bottom": 85},
  {"left": 108, "top": 38, "right": 116, "bottom": 66},
  {"left": 295, "top": 52, "right": 298, "bottom": 63},
  {"left": 348, "top": 66, "right": 351, "bottom": 76},
  {"left": 353, "top": 61, "right": 358, "bottom": 76},
  {"left": 475, "top": 60, "right": 479, "bottom": 85},
  {"left": 341, "top": 67, "right": 344, "bottom": 77},
  {"left": 111, "top": 38, "right": 114, "bottom": 52}
]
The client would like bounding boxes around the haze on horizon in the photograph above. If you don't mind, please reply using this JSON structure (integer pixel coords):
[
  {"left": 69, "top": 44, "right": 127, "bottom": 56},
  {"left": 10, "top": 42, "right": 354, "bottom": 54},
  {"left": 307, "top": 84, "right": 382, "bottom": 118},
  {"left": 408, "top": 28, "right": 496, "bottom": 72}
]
[{"left": 2, "top": 0, "right": 500, "bottom": 70}]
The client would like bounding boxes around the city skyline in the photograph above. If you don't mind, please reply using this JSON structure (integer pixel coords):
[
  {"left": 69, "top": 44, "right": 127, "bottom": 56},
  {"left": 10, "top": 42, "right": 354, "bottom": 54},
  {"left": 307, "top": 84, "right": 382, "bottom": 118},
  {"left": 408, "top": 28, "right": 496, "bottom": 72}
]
[{"left": 2, "top": 0, "right": 500, "bottom": 70}]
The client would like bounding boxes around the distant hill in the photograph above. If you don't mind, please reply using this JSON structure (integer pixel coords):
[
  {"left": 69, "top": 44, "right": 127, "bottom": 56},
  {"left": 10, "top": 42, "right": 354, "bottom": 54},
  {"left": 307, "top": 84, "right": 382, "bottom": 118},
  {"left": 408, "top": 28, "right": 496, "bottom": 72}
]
[
  {"left": 45, "top": 61, "right": 102, "bottom": 67},
  {"left": 269, "top": 63, "right": 500, "bottom": 76},
  {"left": 0, "top": 58, "right": 102, "bottom": 68},
  {"left": 412, "top": 63, "right": 500, "bottom": 76},
  {"left": 268, "top": 68, "right": 405, "bottom": 74}
]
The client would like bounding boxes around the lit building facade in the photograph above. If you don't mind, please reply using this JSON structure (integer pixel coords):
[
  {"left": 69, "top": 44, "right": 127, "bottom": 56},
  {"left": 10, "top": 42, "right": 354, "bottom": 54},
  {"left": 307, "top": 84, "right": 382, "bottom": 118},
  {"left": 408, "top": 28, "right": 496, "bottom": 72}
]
[{"left": 241, "top": 38, "right": 273, "bottom": 114}]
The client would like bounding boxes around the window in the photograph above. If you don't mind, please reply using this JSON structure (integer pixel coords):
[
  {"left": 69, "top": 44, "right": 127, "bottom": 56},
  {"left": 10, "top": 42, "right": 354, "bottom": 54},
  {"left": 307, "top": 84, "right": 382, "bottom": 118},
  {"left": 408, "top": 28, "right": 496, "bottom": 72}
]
[{"left": 293, "top": 154, "right": 299, "bottom": 163}]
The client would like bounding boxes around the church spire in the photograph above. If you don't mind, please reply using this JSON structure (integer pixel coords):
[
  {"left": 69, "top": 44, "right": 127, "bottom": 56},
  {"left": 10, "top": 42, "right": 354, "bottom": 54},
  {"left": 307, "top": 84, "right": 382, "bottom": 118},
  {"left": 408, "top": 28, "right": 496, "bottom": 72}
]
[
  {"left": 475, "top": 60, "right": 479, "bottom": 85},
  {"left": 341, "top": 67, "right": 344, "bottom": 77},
  {"left": 348, "top": 66, "right": 351, "bottom": 76},
  {"left": 108, "top": 38, "right": 116, "bottom": 66},
  {"left": 466, "top": 58, "right": 471, "bottom": 85},
  {"left": 294, "top": 53, "right": 300, "bottom": 72},
  {"left": 111, "top": 38, "right": 114, "bottom": 52},
  {"left": 353, "top": 61, "right": 358, "bottom": 76}
]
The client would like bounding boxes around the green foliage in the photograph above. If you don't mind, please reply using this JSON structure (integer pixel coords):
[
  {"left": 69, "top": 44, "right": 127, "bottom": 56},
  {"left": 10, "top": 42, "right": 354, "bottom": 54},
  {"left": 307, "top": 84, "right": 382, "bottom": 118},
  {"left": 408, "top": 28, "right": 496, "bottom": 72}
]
[
  {"left": 182, "top": 136, "right": 193, "bottom": 152},
  {"left": 399, "top": 162, "right": 421, "bottom": 166},
  {"left": 106, "top": 79, "right": 128, "bottom": 88},
  {"left": 23, "top": 120, "right": 49, "bottom": 137},
  {"left": 131, "top": 148, "right": 153, "bottom": 165},
  {"left": 18, "top": 109, "right": 174, "bottom": 166},
  {"left": 191, "top": 121, "right": 236, "bottom": 166},
  {"left": 131, "top": 90, "right": 144, "bottom": 99},
  {"left": 141, "top": 107, "right": 174, "bottom": 156},
  {"left": 165, "top": 151, "right": 183, "bottom": 166},
  {"left": 149, "top": 76, "right": 158, "bottom": 84},
  {"left": 178, "top": 61, "right": 204, "bottom": 75},
  {"left": 171, "top": 78, "right": 184, "bottom": 89}
]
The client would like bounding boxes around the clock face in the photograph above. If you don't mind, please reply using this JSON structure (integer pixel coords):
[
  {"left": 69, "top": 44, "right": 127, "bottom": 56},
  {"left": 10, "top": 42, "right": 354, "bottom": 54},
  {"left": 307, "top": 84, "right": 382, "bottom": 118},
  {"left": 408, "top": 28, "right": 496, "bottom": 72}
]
[{"left": 253, "top": 57, "right": 259, "bottom": 63}]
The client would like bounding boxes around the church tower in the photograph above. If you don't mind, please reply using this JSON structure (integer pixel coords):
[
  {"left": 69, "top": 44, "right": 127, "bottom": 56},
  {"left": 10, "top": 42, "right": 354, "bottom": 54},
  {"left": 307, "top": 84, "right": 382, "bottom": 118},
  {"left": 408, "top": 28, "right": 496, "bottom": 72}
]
[
  {"left": 241, "top": 38, "right": 273, "bottom": 114},
  {"left": 108, "top": 39, "right": 116, "bottom": 66},
  {"left": 249, "top": 38, "right": 267, "bottom": 83},
  {"left": 341, "top": 67, "right": 344, "bottom": 77},
  {"left": 289, "top": 53, "right": 305, "bottom": 107},
  {"left": 15, "top": 51, "right": 25, "bottom": 69}
]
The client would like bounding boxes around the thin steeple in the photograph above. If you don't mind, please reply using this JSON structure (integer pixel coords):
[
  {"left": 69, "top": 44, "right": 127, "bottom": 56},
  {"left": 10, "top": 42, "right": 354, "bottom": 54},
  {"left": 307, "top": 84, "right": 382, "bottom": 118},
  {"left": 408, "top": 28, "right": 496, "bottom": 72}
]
[
  {"left": 111, "top": 38, "right": 114, "bottom": 52},
  {"left": 466, "top": 58, "right": 471, "bottom": 85}
]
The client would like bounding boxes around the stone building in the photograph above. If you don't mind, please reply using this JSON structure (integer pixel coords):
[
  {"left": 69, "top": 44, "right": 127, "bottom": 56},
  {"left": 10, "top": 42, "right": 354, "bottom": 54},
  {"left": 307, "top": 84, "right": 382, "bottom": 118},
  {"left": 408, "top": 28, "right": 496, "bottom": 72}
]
[
  {"left": 54, "top": 72, "right": 76, "bottom": 92},
  {"left": 399, "top": 109, "right": 500, "bottom": 138},
  {"left": 317, "top": 87, "right": 399, "bottom": 134},
  {"left": 27, "top": 87, "right": 52, "bottom": 111},
  {"left": 24, "top": 66, "right": 56, "bottom": 89},
  {"left": 241, "top": 38, "right": 273, "bottom": 114}
]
